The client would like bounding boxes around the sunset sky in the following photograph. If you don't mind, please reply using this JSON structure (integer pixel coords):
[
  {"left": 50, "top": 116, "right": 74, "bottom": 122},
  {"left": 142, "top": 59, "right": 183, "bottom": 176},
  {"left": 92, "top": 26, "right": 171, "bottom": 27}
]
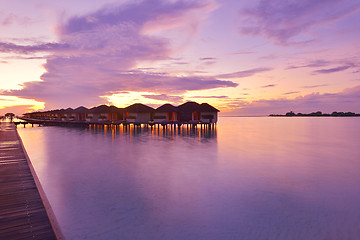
[{"left": 1, "top": 0, "right": 359, "bottom": 116}]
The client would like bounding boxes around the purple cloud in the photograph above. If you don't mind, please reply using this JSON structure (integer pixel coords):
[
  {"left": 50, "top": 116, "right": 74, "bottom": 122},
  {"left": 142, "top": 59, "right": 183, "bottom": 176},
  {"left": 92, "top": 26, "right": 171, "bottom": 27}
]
[
  {"left": 199, "top": 57, "right": 217, "bottom": 66},
  {"left": 0, "top": 42, "right": 70, "bottom": 54},
  {"left": 302, "top": 84, "right": 328, "bottom": 89},
  {"left": 173, "top": 62, "right": 189, "bottom": 65},
  {"left": 217, "top": 67, "right": 272, "bottom": 78},
  {"left": 2, "top": 0, "right": 236, "bottom": 109},
  {"left": 192, "top": 96, "right": 228, "bottom": 98},
  {"left": 261, "top": 84, "right": 276, "bottom": 88},
  {"left": 240, "top": 0, "right": 360, "bottom": 44},
  {"left": 161, "top": 75, "right": 238, "bottom": 91},
  {"left": 312, "top": 65, "right": 352, "bottom": 74},
  {"left": 283, "top": 91, "right": 300, "bottom": 95},
  {"left": 286, "top": 59, "right": 331, "bottom": 69},
  {"left": 142, "top": 94, "right": 183, "bottom": 103},
  {"left": 3, "top": 70, "right": 237, "bottom": 108},
  {"left": 57, "top": 0, "right": 209, "bottom": 34},
  {"left": 199, "top": 57, "right": 216, "bottom": 61},
  {"left": 4, "top": 56, "right": 47, "bottom": 60}
]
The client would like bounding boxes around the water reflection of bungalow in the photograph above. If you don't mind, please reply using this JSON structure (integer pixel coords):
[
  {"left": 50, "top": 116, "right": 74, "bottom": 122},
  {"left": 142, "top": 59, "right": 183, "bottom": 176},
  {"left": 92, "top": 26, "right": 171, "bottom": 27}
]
[
  {"left": 154, "top": 104, "right": 178, "bottom": 123},
  {"left": 124, "top": 103, "right": 154, "bottom": 123}
]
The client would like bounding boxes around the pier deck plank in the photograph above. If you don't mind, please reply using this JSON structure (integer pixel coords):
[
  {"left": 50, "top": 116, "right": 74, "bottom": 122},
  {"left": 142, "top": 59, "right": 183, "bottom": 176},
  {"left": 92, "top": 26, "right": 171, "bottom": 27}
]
[{"left": 0, "top": 121, "right": 57, "bottom": 239}]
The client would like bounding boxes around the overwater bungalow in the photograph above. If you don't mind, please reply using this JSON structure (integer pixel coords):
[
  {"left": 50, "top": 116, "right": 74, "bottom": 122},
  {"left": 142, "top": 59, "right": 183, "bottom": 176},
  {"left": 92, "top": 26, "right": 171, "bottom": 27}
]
[
  {"left": 154, "top": 104, "right": 179, "bottom": 123},
  {"left": 63, "top": 108, "right": 76, "bottom": 121},
  {"left": 54, "top": 109, "right": 67, "bottom": 120},
  {"left": 177, "top": 102, "right": 202, "bottom": 122},
  {"left": 87, "top": 105, "right": 124, "bottom": 122},
  {"left": 177, "top": 102, "right": 219, "bottom": 123},
  {"left": 20, "top": 102, "right": 219, "bottom": 126},
  {"left": 25, "top": 110, "right": 51, "bottom": 120},
  {"left": 73, "top": 106, "right": 88, "bottom": 121},
  {"left": 45, "top": 109, "right": 58, "bottom": 120},
  {"left": 199, "top": 103, "right": 219, "bottom": 123},
  {"left": 124, "top": 103, "right": 154, "bottom": 123}
]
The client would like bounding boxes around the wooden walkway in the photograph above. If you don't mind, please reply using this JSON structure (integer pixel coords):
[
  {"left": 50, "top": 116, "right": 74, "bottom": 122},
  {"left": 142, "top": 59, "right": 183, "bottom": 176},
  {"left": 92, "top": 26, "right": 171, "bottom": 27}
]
[
  {"left": 16, "top": 117, "right": 217, "bottom": 130},
  {"left": 0, "top": 121, "right": 59, "bottom": 239}
]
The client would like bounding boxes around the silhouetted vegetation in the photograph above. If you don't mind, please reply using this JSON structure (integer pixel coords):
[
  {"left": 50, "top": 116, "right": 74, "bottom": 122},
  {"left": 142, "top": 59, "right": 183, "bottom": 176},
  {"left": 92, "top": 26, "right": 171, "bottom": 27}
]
[{"left": 270, "top": 111, "right": 360, "bottom": 117}]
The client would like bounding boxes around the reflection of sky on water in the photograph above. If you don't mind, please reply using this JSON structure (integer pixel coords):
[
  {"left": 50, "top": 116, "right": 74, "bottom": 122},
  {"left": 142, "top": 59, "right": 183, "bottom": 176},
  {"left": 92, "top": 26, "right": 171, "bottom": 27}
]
[{"left": 18, "top": 117, "right": 360, "bottom": 240}]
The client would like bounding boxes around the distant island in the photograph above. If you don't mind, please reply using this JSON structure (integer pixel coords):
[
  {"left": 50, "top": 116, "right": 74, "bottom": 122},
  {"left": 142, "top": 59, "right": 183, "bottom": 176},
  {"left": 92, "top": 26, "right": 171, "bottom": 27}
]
[{"left": 270, "top": 111, "right": 360, "bottom": 117}]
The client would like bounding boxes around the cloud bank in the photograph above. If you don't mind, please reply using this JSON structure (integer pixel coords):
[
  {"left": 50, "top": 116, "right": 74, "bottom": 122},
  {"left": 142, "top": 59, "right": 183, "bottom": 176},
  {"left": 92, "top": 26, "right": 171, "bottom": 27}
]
[
  {"left": 240, "top": 0, "right": 360, "bottom": 44},
  {"left": 2, "top": 0, "right": 238, "bottom": 108}
]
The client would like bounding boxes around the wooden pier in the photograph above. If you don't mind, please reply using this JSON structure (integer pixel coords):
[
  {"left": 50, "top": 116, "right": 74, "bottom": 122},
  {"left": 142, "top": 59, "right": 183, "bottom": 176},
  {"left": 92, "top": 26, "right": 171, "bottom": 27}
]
[
  {"left": 15, "top": 118, "right": 217, "bottom": 131},
  {"left": 14, "top": 117, "right": 216, "bottom": 128},
  {"left": 0, "top": 121, "right": 62, "bottom": 239}
]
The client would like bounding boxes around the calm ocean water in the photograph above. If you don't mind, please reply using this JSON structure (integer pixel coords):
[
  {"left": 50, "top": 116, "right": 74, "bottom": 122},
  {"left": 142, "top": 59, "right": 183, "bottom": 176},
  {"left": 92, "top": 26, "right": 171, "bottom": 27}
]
[{"left": 18, "top": 117, "right": 360, "bottom": 240}]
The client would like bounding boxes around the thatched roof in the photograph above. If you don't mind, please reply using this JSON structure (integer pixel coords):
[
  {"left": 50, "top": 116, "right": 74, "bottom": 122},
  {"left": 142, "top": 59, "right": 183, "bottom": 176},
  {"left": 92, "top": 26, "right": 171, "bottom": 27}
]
[
  {"left": 87, "top": 105, "right": 123, "bottom": 113},
  {"left": 63, "top": 108, "right": 74, "bottom": 113},
  {"left": 177, "top": 102, "right": 201, "bottom": 112},
  {"left": 125, "top": 103, "right": 154, "bottom": 113},
  {"left": 199, "top": 103, "right": 219, "bottom": 112},
  {"left": 156, "top": 103, "right": 178, "bottom": 112},
  {"left": 51, "top": 109, "right": 65, "bottom": 114},
  {"left": 73, "top": 106, "right": 89, "bottom": 113},
  {"left": 25, "top": 102, "right": 219, "bottom": 115},
  {"left": 109, "top": 105, "right": 124, "bottom": 112},
  {"left": 89, "top": 105, "right": 111, "bottom": 113}
]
